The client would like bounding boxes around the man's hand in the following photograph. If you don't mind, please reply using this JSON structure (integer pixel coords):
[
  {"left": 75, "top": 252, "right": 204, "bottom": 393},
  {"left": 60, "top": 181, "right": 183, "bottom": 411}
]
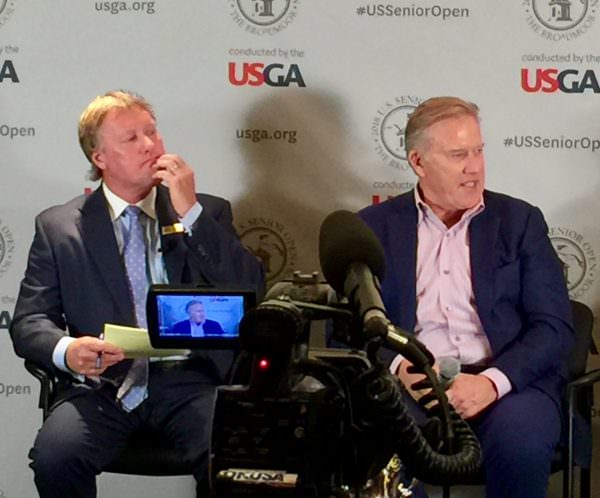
[
  {"left": 152, "top": 154, "right": 197, "bottom": 217},
  {"left": 65, "top": 336, "right": 124, "bottom": 376},
  {"left": 446, "top": 373, "right": 497, "bottom": 419},
  {"left": 397, "top": 360, "right": 432, "bottom": 402}
]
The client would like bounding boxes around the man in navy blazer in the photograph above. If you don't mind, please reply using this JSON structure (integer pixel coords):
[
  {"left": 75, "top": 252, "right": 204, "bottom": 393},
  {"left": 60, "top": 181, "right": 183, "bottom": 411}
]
[
  {"left": 10, "top": 91, "right": 264, "bottom": 498},
  {"left": 359, "top": 97, "right": 573, "bottom": 498},
  {"left": 172, "top": 300, "right": 225, "bottom": 336}
]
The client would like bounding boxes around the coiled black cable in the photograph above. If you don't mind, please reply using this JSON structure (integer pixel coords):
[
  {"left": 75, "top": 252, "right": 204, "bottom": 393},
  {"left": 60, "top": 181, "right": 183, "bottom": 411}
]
[{"left": 350, "top": 364, "right": 483, "bottom": 486}]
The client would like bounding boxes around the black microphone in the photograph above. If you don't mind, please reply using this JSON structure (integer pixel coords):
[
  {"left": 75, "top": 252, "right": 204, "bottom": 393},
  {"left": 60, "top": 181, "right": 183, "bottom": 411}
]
[
  {"left": 319, "top": 210, "right": 435, "bottom": 368},
  {"left": 319, "top": 210, "right": 388, "bottom": 337}
]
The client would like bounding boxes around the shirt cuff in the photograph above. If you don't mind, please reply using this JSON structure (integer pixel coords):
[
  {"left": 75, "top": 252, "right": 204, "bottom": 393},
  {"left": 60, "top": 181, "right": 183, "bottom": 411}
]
[
  {"left": 52, "top": 336, "right": 84, "bottom": 382},
  {"left": 53, "top": 336, "right": 76, "bottom": 372},
  {"left": 389, "top": 354, "right": 405, "bottom": 376},
  {"left": 179, "top": 201, "right": 203, "bottom": 234},
  {"left": 480, "top": 367, "right": 512, "bottom": 399}
]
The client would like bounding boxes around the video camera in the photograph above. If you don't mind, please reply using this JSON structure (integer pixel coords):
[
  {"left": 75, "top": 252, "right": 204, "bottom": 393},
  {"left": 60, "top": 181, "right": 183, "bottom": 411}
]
[{"left": 147, "top": 211, "right": 483, "bottom": 498}]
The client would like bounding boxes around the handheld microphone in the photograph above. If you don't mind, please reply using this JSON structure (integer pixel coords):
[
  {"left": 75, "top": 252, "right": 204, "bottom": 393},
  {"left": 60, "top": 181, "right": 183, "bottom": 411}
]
[{"left": 438, "top": 357, "right": 460, "bottom": 389}]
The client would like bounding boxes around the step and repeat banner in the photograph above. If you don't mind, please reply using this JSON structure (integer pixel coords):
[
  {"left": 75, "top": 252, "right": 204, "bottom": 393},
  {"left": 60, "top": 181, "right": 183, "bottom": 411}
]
[{"left": 1, "top": 1, "right": 600, "bottom": 496}]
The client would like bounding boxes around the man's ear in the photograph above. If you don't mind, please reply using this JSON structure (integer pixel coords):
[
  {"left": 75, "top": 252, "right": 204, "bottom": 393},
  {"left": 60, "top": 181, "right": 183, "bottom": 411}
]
[
  {"left": 408, "top": 149, "right": 425, "bottom": 179},
  {"left": 91, "top": 149, "right": 106, "bottom": 172}
]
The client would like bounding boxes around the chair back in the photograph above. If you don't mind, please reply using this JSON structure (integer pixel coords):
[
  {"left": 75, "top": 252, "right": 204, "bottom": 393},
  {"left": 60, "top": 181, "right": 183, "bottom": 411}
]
[{"left": 567, "top": 300, "right": 594, "bottom": 380}]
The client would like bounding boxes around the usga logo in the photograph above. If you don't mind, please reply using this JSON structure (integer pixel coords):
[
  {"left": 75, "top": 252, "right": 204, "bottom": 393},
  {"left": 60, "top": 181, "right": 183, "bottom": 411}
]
[
  {"left": 228, "top": 62, "right": 305, "bottom": 87},
  {"left": 550, "top": 227, "right": 597, "bottom": 299},
  {"left": 371, "top": 96, "right": 423, "bottom": 171},
  {"left": 0, "top": 60, "right": 18, "bottom": 82},
  {"left": 521, "top": 68, "right": 600, "bottom": 93},
  {"left": 522, "top": 0, "right": 598, "bottom": 41}
]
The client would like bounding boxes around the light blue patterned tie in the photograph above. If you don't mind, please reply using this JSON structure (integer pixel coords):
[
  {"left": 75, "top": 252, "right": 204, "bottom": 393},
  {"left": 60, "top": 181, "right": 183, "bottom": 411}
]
[{"left": 117, "top": 206, "right": 149, "bottom": 411}]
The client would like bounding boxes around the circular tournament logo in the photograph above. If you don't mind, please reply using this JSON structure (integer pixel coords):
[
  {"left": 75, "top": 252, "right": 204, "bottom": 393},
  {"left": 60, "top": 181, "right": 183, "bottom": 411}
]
[
  {"left": 523, "top": 0, "right": 598, "bottom": 40},
  {"left": 0, "top": 219, "right": 15, "bottom": 278},
  {"left": 371, "top": 96, "right": 423, "bottom": 171},
  {"left": 230, "top": 0, "right": 299, "bottom": 35},
  {"left": 550, "top": 227, "right": 597, "bottom": 299},
  {"left": 0, "top": 0, "right": 16, "bottom": 28},
  {"left": 238, "top": 217, "right": 298, "bottom": 284}
]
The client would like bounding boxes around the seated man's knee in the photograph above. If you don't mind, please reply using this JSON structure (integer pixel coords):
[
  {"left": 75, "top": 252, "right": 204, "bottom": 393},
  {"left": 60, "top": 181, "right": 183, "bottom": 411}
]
[
  {"left": 30, "top": 425, "right": 99, "bottom": 478},
  {"left": 477, "top": 391, "right": 560, "bottom": 473}
]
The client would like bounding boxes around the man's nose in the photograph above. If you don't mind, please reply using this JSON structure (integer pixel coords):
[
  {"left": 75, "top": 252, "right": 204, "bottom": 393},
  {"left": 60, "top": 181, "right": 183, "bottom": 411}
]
[
  {"left": 464, "top": 153, "right": 484, "bottom": 173},
  {"left": 141, "top": 134, "right": 155, "bottom": 150}
]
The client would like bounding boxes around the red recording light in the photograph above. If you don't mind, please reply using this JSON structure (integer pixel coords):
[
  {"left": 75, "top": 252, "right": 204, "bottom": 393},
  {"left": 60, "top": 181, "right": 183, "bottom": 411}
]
[{"left": 258, "top": 358, "right": 270, "bottom": 370}]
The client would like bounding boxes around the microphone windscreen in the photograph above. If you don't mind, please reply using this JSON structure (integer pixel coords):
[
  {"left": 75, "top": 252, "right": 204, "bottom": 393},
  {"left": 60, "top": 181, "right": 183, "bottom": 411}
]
[
  {"left": 318, "top": 210, "right": 386, "bottom": 293},
  {"left": 438, "top": 357, "right": 461, "bottom": 383}
]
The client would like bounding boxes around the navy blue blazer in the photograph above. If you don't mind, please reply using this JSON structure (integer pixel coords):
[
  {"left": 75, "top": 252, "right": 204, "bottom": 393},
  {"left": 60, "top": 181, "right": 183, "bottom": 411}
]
[
  {"left": 359, "top": 189, "right": 574, "bottom": 408},
  {"left": 11, "top": 185, "right": 264, "bottom": 380}
]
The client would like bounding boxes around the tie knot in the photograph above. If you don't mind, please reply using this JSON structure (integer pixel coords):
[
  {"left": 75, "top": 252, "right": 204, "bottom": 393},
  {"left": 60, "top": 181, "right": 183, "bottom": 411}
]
[{"left": 125, "top": 205, "right": 142, "bottom": 220}]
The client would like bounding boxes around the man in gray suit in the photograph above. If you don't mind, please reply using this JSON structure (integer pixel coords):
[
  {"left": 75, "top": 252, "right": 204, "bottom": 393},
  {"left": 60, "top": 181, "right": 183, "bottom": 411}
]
[{"left": 10, "top": 90, "right": 264, "bottom": 498}]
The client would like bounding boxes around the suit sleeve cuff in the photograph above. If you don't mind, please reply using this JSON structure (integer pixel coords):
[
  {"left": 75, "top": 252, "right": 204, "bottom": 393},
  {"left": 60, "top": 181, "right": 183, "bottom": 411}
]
[{"left": 480, "top": 367, "right": 512, "bottom": 399}]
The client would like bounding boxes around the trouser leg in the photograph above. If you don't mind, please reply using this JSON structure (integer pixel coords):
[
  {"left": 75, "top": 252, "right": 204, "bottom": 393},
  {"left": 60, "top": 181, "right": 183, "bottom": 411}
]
[
  {"left": 472, "top": 388, "right": 561, "bottom": 498},
  {"left": 29, "top": 386, "right": 141, "bottom": 498}
]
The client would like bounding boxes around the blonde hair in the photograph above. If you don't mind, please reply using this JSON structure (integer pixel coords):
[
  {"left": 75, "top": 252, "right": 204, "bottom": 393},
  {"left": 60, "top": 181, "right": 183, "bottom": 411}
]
[
  {"left": 78, "top": 90, "right": 155, "bottom": 180},
  {"left": 405, "top": 96, "right": 479, "bottom": 155}
]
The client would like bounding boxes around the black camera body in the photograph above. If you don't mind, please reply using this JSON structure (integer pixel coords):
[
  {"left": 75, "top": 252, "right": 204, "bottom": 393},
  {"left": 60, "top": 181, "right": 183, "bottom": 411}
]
[
  {"left": 211, "top": 376, "right": 344, "bottom": 497},
  {"left": 208, "top": 272, "right": 376, "bottom": 498},
  {"left": 210, "top": 350, "right": 377, "bottom": 498}
]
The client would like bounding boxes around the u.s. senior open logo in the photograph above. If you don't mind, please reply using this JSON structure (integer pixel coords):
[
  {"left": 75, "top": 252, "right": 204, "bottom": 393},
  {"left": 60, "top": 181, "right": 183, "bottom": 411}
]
[
  {"left": 0, "top": 219, "right": 15, "bottom": 278},
  {"left": 238, "top": 217, "right": 298, "bottom": 284},
  {"left": 372, "top": 96, "right": 423, "bottom": 171},
  {"left": 523, "top": 0, "right": 598, "bottom": 40},
  {"left": 550, "top": 227, "right": 597, "bottom": 299},
  {"left": 230, "top": 0, "right": 299, "bottom": 35},
  {"left": 0, "top": 0, "right": 17, "bottom": 28}
]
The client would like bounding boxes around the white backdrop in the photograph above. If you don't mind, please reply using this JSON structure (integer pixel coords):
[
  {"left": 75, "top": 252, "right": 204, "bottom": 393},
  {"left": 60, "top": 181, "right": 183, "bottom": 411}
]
[{"left": 1, "top": 1, "right": 599, "bottom": 496}]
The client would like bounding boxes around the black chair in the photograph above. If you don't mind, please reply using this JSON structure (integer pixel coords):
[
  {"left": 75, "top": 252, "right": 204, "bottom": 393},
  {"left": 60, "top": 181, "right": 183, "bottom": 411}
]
[
  {"left": 442, "top": 299, "right": 597, "bottom": 498},
  {"left": 560, "top": 299, "right": 597, "bottom": 498},
  {"left": 24, "top": 360, "right": 195, "bottom": 477}
]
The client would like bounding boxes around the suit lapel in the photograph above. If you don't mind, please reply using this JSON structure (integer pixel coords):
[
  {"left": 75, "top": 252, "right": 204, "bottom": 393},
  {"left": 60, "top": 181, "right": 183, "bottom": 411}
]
[
  {"left": 383, "top": 195, "right": 418, "bottom": 330},
  {"left": 78, "top": 187, "right": 135, "bottom": 323},
  {"left": 469, "top": 202, "right": 500, "bottom": 336}
]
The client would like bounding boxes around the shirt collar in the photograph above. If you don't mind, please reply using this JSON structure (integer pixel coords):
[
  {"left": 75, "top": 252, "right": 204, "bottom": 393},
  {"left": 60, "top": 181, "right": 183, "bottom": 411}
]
[
  {"left": 102, "top": 183, "right": 157, "bottom": 221},
  {"left": 413, "top": 184, "right": 485, "bottom": 227}
]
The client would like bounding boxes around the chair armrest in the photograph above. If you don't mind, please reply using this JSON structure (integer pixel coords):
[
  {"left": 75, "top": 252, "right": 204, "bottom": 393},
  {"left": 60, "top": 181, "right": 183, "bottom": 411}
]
[
  {"left": 24, "top": 360, "right": 55, "bottom": 419},
  {"left": 566, "top": 368, "right": 600, "bottom": 394}
]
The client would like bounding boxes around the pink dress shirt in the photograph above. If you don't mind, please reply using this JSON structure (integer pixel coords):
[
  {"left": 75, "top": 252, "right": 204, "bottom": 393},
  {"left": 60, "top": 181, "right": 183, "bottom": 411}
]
[{"left": 390, "top": 188, "right": 512, "bottom": 398}]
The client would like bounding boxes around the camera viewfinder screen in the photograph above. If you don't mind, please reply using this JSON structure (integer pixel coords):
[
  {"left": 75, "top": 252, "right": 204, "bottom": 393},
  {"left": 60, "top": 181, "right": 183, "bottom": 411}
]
[{"left": 156, "top": 294, "right": 245, "bottom": 339}]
